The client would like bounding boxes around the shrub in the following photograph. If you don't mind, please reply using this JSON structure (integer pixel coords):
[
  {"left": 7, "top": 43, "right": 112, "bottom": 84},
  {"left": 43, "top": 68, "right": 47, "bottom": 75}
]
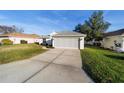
[
  {"left": 20, "top": 40, "right": 28, "bottom": 44},
  {"left": 93, "top": 42, "right": 101, "bottom": 46},
  {"left": 34, "top": 42, "right": 39, "bottom": 45},
  {"left": 1, "top": 39, "right": 13, "bottom": 45},
  {"left": 46, "top": 45, "right": 54, "bottom": 48}
]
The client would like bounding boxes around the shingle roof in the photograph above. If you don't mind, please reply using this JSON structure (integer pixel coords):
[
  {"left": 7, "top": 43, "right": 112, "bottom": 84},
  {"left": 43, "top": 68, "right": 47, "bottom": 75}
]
[
  {"left": 0, "top": 33, "right": 41, "bottom": 39},
  {"left": 52, "top": 31, "right": 86, "bottom": 37},
  {"left": 104, "top": 28, "right": 124, "bottom": 37}
]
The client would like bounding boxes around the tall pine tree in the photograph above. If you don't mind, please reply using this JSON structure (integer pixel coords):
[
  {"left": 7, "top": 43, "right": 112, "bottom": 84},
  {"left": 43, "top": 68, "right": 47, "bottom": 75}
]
[{"left": 74, "top": 11, "right": 111, "bottom": 41}]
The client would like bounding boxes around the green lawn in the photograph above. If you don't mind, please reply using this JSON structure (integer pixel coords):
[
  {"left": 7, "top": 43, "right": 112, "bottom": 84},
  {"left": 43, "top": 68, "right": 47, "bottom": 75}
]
[
  {"left": 0, "top": 44, "right": 46, "bottom": 64},
  {"left": 81, "top": 46, "right": 124, "bottom": 83}
]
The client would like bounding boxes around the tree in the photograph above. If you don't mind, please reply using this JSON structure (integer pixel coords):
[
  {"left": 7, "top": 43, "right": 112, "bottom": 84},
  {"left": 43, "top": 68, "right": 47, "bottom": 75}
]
[
  {"left": 85, "top": 11, "right": 111, "bottom": 41},
  {"left": 73, "top": 24, "right": 82, "bottom": 32},
  {"left": 74, "top": 11, "right": 111, "bottom": 41},
  {"left": 0, "top": 25, "right": 24, "bottom": 34},
  {"left": 12, "top": 25, "right": 24, "bottom": 33}
]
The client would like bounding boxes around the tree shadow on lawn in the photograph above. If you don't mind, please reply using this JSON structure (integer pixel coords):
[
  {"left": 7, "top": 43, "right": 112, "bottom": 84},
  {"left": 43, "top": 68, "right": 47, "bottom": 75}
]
[{"left": 104, "top": 54, "right": 124, "bottom": 60}]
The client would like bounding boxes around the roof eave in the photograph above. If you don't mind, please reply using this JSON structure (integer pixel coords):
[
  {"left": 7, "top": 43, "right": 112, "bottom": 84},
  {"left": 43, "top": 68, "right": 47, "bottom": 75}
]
[{"left": 52, "top": 34, "right": 86, "bottom": 37}]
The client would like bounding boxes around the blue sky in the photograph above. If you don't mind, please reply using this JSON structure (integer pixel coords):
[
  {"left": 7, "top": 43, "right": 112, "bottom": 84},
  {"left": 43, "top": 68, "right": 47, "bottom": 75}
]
[{"left": 0, "top": 10, "right": 124, "bottom": 35}]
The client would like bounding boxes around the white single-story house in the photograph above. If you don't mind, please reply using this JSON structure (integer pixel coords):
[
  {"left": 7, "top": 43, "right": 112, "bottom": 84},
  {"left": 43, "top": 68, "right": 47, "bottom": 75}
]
[
  {"left": 0, "top": 33, "right": 43, "bottom": 44},
  {"left": 0, "top": 31, "right": 86, "bottom": 49},
  {"left": 51, "top": 31, "right": 86, "bottom": 49},
  {"left": 102, "top": 29, "right": 124, "bottom": 51}
]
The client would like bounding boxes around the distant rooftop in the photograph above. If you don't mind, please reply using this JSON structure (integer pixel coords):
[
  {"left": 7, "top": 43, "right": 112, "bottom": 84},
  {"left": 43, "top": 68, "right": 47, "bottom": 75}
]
[
  {"left": 0, "top": 33, "right": 41, "bottom": 39},
  {"left": 104, "top": 28, "right": 124, "bottom": 37}
]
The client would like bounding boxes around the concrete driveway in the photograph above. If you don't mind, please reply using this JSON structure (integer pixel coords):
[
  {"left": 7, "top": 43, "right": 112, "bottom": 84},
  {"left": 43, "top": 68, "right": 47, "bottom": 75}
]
[{"left": 0, "top": 49, "right": 93, "bottom": 83}]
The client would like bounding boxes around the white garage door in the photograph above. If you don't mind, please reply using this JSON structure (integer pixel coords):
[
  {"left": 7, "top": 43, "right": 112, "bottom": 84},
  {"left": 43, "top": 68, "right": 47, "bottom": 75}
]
[{"left": 54, "top": 37, "right": 79, "bottom": 49}]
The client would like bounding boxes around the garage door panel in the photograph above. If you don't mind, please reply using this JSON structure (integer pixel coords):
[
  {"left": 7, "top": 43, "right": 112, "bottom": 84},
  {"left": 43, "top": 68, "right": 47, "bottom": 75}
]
[{"left": 54, "top": 38, "right": 79, "bottom": 49}]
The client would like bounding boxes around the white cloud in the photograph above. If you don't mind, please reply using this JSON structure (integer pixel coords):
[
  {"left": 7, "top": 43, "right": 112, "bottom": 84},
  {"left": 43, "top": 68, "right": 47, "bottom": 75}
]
[
  {"left": 36, "top": 16, "right": 60, "bottom": 25},
  {"left": 36, "top": 15, "right": 72, "bottom": 30},
  {"left": 51, "top": 11, "right": 69, "bottom": 21}
]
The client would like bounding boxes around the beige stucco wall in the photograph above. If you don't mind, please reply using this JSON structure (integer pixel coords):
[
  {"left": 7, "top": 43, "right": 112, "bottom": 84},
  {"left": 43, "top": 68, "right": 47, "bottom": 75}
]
[{"left": 103, "top": 35, "right": 124, "bottom": 50}]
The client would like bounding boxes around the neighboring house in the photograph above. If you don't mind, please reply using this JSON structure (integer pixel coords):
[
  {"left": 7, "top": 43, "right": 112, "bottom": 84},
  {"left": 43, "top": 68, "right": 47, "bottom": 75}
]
[
  {"left": 102, "top": 29, "right": 124, "bottom": 50},
  {"left": 51, "top": 31, "right": 86, "bottom": 49},
  {"left": 0, "top": 33, "right": 43, "bottom": 44}
]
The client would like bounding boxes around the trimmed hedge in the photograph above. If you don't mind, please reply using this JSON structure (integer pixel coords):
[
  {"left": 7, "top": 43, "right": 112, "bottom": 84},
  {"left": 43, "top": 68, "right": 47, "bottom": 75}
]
[
  {"left": 1, "top": 39, "right": 13, "bottom": 45},
  {"left": 81, "top": 47, "right": 124, "bottom": 83}
]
